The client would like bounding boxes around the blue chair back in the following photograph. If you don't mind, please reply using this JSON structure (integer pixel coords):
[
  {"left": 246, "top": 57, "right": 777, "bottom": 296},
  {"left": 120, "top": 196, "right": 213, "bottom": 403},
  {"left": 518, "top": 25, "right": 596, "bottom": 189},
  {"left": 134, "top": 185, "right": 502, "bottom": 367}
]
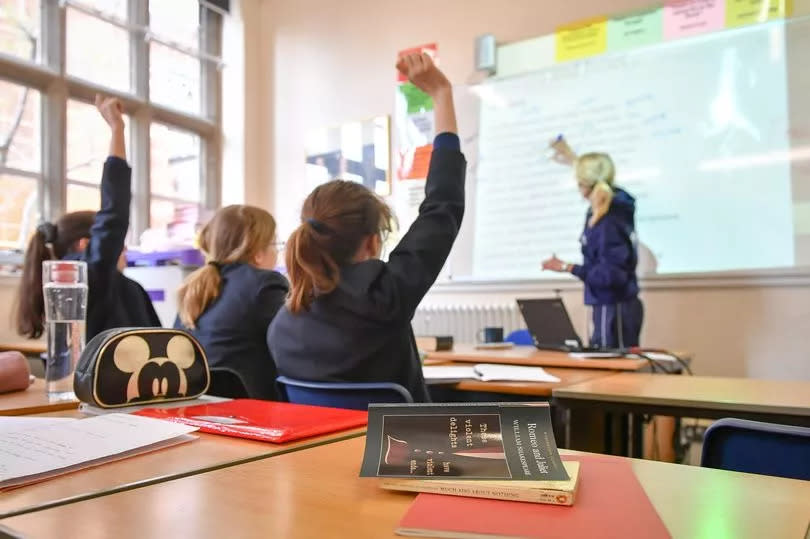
[
  {"left": 505, "top": 329, "right": 533, "bottom": 346},
  {"left": 276, "top": 376, "right": 414, "bottom": 410},
  {"left": 701, "top": 418, "right": 810, "bottom": 481}
]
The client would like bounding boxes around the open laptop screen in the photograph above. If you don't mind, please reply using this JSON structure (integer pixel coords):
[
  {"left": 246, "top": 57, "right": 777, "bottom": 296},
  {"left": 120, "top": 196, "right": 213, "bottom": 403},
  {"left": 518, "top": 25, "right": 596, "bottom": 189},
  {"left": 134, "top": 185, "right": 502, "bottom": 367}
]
[{"left": 517, "top": 298, "right": 583, "bottom": 350}]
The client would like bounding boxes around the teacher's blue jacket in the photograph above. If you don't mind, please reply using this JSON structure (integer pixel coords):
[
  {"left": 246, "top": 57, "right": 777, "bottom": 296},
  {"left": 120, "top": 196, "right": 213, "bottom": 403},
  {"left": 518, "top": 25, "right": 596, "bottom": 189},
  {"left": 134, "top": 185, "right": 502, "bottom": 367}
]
[{"left": 571, "top": 187, "right": 639, "bottom": 305}]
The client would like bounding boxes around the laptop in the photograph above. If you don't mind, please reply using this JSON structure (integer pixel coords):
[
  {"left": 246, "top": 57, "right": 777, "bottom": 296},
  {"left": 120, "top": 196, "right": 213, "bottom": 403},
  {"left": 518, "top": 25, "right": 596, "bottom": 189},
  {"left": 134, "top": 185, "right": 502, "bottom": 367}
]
[{"left": 516, "top": 298, "right": 616, "bottom": 354}]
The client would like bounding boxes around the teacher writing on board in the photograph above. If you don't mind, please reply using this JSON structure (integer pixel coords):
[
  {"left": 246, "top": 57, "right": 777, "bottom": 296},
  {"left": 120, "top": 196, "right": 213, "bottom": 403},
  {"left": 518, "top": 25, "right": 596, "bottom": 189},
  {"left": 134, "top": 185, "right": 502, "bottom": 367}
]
[{"left": 541, "top": 137, "right": 643, "bottom": 349}]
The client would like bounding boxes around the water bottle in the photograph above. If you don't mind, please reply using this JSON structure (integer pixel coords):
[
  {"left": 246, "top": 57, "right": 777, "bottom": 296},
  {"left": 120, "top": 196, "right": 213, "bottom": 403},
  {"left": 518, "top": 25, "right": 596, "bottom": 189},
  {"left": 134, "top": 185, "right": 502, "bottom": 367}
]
[{"left": 42, "top": 260, "right": 88, "bottom": 400}]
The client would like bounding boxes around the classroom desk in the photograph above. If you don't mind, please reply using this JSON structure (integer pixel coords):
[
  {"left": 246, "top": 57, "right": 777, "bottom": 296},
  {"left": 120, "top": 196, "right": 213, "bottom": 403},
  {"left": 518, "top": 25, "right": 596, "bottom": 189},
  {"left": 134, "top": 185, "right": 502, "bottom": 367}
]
[
  {"left": 0, "top": 342, "right": 46, "bottom": 356},
  {"left": 427, "top": 344, "right": 679, "bottom": 371},
  {"left": 552, "top": 373, "right": 810, "bottom": 457},
  {"left": 426, "top": 364, "right": 618, "bottom": 397},
  {"left": 552, "top": 373, "right": 810, "bottom": 426},
  {"left": 0, "top": 379, "right": 79, "bottom": 416},
  {"left": 2, "top": 436, "right": 808, "bottom": 539},
  {"left": 0, "top": 409, "right": 366, "bottom": 519}
]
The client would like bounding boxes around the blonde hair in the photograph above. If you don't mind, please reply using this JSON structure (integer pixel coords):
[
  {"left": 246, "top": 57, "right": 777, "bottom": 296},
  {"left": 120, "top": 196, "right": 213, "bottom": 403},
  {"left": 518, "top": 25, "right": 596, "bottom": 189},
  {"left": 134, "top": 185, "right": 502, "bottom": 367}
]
[
  {"left": 575, "top": 152, "right": 615, "bottom": 227},
  {"left": 177, "top": 205, "right": 277, "bottom": 328},
  {"left": 286, "top": 181, "right": 393, "bottom": 314}
]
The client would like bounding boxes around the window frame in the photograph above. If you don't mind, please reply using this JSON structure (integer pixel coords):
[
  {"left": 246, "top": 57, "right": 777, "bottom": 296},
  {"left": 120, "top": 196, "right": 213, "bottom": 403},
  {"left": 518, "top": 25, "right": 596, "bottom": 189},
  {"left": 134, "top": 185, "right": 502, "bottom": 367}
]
[{"left": 0, "top": 0, "right": 222, "bottom": 250}]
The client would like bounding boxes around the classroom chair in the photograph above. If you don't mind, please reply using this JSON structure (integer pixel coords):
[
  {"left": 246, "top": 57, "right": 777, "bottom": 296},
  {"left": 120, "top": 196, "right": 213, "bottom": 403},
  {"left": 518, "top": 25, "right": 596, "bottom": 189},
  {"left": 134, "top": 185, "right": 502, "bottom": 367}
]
[
  {"left": 207, "top": 368, "right": 250, "bottom": 399},
  {"left": 700, "top": 418, "right": 810, "bottom": 481},
  {"left": 505, "top": 329, "right": 533, "bottom": 345},
  {"left": 276, "top": 376, "right": 413, "bottom": 410}
]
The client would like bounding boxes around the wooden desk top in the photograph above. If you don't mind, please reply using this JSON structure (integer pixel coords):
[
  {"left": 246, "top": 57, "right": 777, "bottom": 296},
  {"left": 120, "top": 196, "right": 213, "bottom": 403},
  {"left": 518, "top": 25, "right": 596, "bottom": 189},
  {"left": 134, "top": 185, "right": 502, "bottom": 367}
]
[
  {"left": 0, "top": 341, "right": 46, "bottom": 356},
  {"left": 552, "top": 373, "right": 810, "bottom": 417},
  {"left": 428, "top": 364, "right": 619, "bottom": 397},
  {"left": 0, "top": 409, "right": 366, "bottom": 519},
  {"left": 428, "top": 345, "right": 651, "bottom": 371},
  {"left": 0, "top": 379, "right": 79, "bottom": 416},
  {"left": 3, "top": 436, "right": 808, "bottom": 539}
]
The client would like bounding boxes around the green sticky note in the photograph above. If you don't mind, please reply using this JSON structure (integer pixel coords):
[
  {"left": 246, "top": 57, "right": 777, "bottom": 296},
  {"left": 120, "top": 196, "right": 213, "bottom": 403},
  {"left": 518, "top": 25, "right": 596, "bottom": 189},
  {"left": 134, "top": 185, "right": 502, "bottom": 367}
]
[
  {"left": 608, "top": 8, "right": 663, "bottom": 51},
  {"left": 398, "top": 82, "right": 434, "bottom": 115}
]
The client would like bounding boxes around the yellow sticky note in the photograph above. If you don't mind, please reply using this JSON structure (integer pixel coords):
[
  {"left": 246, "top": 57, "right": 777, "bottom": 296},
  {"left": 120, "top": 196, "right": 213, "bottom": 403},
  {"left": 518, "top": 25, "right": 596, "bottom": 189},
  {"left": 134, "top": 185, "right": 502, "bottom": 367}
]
[
  {"left": 725, "top": 0, "right": 793, "bottom": 27},
  {"left": 555, "top": 17, "right": 608, "bottom": 62}
]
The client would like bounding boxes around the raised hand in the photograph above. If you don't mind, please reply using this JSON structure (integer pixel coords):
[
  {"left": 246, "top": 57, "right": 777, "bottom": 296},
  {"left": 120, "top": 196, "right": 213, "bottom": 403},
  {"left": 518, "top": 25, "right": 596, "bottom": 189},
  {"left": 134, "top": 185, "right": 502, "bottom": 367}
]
[
  {"left": 95, "top": 94, "right": 124, "bottom": 131},
  {"left": 396, "top": 52, "right": 450, "bottom": 98}
]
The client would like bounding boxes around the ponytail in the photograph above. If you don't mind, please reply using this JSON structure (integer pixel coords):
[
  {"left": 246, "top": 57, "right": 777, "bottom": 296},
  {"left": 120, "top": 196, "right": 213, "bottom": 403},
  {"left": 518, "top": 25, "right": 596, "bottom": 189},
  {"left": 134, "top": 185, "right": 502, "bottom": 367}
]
[
  {"left": 176, "top": 205, "right": 278, "bottom": 328},
  {"left": 15, "top": 212, "right": 95, "bottom": 339},
  {"left": 286, "top": 222, "right": 340, "bottom": 314},
  {"left": 177, "top": 264, "right": 222, "bottom": 329},
  {"left": 15, "top": 229, "right": 51, "bottom": 339},
  {"left": 575, "top": 152, "right": 616, "bottom": 228},
  {"left": 588, "top": 181, "right": 614, "bottom": 227},
  {"left": 286, "top": 180, "right": 393, "bottom": 314}
]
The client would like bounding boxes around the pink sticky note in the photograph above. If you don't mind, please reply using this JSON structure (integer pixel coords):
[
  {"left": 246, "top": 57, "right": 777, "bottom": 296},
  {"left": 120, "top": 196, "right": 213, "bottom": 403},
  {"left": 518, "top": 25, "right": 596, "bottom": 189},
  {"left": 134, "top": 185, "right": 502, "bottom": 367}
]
[{"left": 663, "top": 0, "right": 725, "bottom": 39}]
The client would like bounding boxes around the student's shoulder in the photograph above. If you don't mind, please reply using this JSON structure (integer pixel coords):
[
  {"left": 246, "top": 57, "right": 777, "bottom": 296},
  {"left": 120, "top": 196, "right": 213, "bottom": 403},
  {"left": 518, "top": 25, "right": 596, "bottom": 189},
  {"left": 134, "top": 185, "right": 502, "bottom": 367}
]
[{"left": 227, "top": 264, "right": 289, "bottom": 289}]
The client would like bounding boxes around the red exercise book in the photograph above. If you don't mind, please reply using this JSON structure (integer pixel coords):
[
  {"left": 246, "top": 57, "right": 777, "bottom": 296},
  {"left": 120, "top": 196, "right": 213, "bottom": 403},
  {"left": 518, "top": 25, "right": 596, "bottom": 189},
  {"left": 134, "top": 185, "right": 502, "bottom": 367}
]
[
  {"left": 396, "top": 455, "right": 671, "bottom": 539},
  {"left": 135, "top": 399, "right": 367, "bottom": 444}
]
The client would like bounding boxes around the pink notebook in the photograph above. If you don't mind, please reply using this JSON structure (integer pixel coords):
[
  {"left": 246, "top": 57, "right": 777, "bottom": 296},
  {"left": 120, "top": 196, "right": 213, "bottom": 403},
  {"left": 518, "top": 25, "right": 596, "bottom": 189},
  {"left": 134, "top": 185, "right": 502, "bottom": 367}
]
[{"left": 396, "top": 455, "right": 671, "bottom": 539}]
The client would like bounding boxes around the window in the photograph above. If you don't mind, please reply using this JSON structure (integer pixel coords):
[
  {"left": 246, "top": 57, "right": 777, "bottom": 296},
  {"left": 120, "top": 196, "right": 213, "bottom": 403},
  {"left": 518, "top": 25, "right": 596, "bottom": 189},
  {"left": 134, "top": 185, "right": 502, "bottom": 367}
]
[
  {"left": 150, "top": 123, "right": 202, "bottom": 230},
  {"left": 65, "top": 6, "right": 130, "bottom": 92},
  {"left": 0, "top": 0, "right": 224, "bottom": 255},
  {"left": 0, "top": 0, "right": 41, "bottom": 63},
  {"left": 0, "top": 80, "right": 39, "bottom": 248}
]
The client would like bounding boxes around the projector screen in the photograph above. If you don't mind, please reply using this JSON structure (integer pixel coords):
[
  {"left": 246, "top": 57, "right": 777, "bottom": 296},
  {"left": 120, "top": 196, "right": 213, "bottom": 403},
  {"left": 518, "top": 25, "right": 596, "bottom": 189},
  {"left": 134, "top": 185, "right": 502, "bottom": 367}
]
[{"left": 439, "top": 17, "right": 810, "bottom": 282}]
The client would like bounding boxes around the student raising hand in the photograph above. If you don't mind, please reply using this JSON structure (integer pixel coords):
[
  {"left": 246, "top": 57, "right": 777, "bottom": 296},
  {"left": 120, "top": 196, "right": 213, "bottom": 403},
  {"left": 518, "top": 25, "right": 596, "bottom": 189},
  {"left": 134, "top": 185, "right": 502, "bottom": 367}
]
[{"left": 94, "top": 94, "right": 126, "bottom": 160}]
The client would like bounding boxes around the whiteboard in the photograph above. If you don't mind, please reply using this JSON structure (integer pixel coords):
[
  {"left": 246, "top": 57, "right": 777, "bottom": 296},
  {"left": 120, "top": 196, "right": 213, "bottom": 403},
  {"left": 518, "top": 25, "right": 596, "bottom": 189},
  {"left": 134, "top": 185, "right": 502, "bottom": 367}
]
[{"left": 438, "top": 16, "right": 810, "bottom": 284}]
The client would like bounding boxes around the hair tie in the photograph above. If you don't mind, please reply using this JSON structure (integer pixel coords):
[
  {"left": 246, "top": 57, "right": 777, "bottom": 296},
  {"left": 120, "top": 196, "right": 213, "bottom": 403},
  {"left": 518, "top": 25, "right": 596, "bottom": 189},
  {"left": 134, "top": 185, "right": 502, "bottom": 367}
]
[
  {"left": 207, "top": 260, "right": 223, "bottom": 270},
  {"left": 36, "top": 222, "right": 58, "bottom": 259},
  {"left": 305, "top": 218, "right": 331, "bottom": 235}
]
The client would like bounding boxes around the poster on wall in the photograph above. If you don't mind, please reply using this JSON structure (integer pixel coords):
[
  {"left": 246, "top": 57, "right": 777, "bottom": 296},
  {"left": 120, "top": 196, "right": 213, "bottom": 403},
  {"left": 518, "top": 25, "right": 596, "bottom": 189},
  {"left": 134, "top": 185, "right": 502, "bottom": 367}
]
[
  {"left": 304, "top": 116, "right": 392, "bottom": 197},
  {"left": 395, "top": 43, "right": 438, "bottom": 181}
]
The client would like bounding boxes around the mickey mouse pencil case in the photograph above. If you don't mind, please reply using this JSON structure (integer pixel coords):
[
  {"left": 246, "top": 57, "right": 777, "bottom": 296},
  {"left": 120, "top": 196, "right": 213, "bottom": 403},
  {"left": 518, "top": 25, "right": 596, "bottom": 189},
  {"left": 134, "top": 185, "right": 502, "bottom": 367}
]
[{"left": 74, "top": 328, "right": 210, "bottom": 408}]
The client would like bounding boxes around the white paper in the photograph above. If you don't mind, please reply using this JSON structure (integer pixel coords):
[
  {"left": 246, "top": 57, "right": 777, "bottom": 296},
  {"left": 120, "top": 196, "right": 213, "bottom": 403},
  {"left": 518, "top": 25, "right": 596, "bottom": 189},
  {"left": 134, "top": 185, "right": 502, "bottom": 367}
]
[
  {"left": 0, "top": 413, "right": 198, "bottom": 488},
  {"left": 423, "top": 364, "right": 560, "bottom": 383},
  {"left": 473, "top": 364, "right": 561, "bottom": 383},
  {"left": 0, "top": 417, "right": 76, "bottom": 435},
  {"left": 422, "top": 366, "right": 477, "bottom": 381},
  {"left": 636, "top": 352, "right": 677, "bottom": 362},
  {"left": 568, "top": 352, "right": 623, "bottom": 359}
]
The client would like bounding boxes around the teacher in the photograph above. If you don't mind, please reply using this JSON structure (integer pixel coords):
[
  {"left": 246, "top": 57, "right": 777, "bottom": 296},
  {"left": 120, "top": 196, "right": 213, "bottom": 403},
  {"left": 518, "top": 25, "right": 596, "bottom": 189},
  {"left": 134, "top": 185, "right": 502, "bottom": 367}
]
[{"left": 541, "top": 138, "right": 643, "bottom": 349}]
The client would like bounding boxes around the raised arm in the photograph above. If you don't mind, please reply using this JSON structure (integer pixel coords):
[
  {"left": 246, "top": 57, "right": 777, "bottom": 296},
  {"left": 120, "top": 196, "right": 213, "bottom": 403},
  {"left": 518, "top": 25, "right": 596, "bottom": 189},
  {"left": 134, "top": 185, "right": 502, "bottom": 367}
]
[
  {"left": 84, "top": 96, "right": 131, "bottom": 277},
  {"left": 384, "top": 53, "right": 466, "bottom": 320}
]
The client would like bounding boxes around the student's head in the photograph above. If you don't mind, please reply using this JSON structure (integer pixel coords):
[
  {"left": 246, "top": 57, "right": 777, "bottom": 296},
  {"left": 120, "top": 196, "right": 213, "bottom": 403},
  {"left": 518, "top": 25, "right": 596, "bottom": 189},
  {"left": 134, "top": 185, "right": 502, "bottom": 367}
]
[
  {"left": 16, "top": 211, "right": 96, "bottom": 339},
  {"left": 286, "top": 180, "right": 393, "bottom": 314},
  {"left": 177, "top": 205, "right": 278, "bottom": 328},
  {"left": 575, "top": 152, "right": 615, "bottom": 226}
]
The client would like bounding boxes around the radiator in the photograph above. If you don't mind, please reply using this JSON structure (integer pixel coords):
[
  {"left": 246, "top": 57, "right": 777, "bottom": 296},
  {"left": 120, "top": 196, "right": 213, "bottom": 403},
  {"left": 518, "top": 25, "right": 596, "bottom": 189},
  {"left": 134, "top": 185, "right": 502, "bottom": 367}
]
[{"left": 412, "top": 304, "right": 525, "bottom": 343}]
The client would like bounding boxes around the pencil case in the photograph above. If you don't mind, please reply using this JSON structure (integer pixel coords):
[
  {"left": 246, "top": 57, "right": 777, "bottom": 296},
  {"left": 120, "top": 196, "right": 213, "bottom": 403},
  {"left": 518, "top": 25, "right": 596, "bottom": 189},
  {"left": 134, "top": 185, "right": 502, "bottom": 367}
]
[{"left": 74, "top": 328, "right": 210, "bottom": 408}]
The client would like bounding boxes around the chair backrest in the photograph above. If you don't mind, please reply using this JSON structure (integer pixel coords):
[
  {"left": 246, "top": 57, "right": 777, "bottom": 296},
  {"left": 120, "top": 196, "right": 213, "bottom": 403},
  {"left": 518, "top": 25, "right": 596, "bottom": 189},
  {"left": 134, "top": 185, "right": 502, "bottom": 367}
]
[
  {"left": 701, "top": 418, "right": 810, "bottom": 481},
  {"left": 276, "top": 376, "right": 413, "bottom": 410},
  {"left": 505, "top": 329, "right": 533, "bottom": 346},
  {"left": 207, "top": 368, "right": 250, "bottom": 399}
]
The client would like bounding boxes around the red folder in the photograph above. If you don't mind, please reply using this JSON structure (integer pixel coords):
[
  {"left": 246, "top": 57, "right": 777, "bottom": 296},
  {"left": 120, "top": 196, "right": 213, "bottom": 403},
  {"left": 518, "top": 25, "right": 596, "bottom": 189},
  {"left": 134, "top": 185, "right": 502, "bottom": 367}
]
[
  {"left": 135, "top": 399, "right": 367, "bottom": 444},
  {"left": 397, "top": 455, "right": 671, "bottom": 539}
]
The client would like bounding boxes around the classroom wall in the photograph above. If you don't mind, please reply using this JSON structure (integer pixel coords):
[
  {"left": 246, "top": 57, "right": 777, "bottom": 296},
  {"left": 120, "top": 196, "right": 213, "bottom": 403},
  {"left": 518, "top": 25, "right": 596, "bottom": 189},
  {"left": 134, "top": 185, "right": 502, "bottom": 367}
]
[{"left": 252, "top": 0, "right": 810, "bottom": 381}]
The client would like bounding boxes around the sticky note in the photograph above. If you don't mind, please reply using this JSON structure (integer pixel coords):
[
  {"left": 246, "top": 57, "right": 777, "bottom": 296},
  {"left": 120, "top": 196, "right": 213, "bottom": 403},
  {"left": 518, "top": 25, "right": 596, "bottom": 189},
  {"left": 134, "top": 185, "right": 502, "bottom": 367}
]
[
  {"left": 608, "top": 8, "right": 664, "bottom": 51},
  {"left": 725, "top": 0, "right": 793, "bottom": 26},
  {"left": 555, "top": 17, "right": 608, "bottom": 62},
  {"left": 663, "top": 0, "right": 726, "bottom": 39}
]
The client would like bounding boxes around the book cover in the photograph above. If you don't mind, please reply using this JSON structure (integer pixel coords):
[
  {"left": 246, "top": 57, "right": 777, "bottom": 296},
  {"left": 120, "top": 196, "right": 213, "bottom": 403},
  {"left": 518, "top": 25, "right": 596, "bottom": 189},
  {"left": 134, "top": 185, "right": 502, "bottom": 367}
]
[
  {"left": 135, "top": 399, "right": 367, "bottom": 444},
  {"left": 380, "top": 460, "right": 579, "bottom": 505},
  {"left": 360, "top": 403, "right": 568, "bottom": 481},
  {"left": 396, "top": 456, "right": 671, "bottom": 539}
]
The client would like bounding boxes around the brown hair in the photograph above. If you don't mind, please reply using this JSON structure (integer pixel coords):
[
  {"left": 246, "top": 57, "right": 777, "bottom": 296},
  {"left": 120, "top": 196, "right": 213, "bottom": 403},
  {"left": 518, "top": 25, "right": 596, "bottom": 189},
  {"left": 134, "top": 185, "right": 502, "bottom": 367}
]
[
  {"left": 286, "top": 180, "right": 393, "bottom": 314},
  {"left": 16, "top": 211, "right": 96, "bottom": 339},
  {"left": 177, "top": 205, "right": 277, "bottom": 328}
]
